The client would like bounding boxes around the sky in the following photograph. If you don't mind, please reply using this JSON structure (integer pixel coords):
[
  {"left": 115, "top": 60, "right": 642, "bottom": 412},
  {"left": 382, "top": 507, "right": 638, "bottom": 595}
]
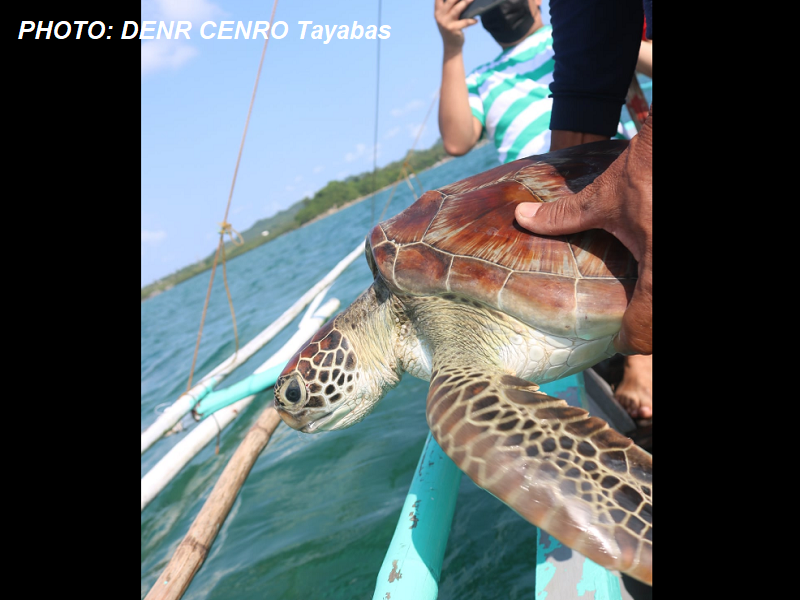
[{"left": 141, "top": 0, "right": 551, "bottom": 287}]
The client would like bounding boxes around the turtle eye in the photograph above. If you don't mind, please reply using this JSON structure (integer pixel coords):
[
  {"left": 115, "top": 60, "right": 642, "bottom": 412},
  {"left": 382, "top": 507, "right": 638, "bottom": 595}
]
[{"left": 284, "top": 378, "right": 303, "bottom": 404}]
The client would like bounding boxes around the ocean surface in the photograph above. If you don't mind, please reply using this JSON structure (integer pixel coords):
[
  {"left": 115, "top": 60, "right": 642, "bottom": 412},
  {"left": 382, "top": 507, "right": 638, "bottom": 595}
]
[{"left": 141, "top": 88, "right": 651, "bottom": 599}]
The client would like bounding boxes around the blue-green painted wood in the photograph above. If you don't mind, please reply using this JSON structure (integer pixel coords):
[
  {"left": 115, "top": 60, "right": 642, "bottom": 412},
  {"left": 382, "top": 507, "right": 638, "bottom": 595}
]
[
  {"left": 190, "top": 376, "right": 218, "bottom": 407},
  {"left": 535, "top": 372, "right": 624, "bottom": 600},
  {"left": 193, "top": 364, "right": 284, "bottom": 417},
  {"left": 539, "top": 372, "right": 586, "bottom": 411},
  {"left": 373, "top": 372, "right": 625, "bottom": 600},
  {"left": 372, "top": 431, "right": 462, "bottom": 600}
]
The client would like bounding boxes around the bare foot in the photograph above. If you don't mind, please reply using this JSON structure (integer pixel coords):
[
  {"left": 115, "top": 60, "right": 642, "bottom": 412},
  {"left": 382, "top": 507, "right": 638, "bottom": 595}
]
[{"left": 615, "top": 354, "right": 652, "bottom": 419}]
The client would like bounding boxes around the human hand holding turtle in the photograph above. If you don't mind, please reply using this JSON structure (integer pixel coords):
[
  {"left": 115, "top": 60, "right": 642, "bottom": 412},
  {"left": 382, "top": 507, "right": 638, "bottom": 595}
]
[{"left": 515, "top": 110, "right": 653, "bottom": 357}]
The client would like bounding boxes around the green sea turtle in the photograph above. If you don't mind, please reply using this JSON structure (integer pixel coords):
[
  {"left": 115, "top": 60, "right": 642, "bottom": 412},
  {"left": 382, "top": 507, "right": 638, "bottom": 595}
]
[{"left": 274, "top": 140, "right": 652, "bottom": 585}]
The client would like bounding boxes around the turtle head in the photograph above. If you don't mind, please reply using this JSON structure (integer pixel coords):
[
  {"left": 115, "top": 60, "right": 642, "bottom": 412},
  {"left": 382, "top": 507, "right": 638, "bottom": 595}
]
[{"left": 274, "top": 283, "right": 401, "bottom": 433}]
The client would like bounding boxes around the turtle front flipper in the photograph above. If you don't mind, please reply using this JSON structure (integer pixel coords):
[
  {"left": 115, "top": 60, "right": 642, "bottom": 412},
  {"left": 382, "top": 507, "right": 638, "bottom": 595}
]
[{"left": 426, "top": 366, "right": 652, "bottom": 585}]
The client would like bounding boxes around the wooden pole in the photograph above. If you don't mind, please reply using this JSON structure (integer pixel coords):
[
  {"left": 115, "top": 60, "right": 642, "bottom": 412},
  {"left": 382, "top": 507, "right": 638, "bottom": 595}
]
[{"left": 144, "top": 406, "right": 282, "bottom": 600}]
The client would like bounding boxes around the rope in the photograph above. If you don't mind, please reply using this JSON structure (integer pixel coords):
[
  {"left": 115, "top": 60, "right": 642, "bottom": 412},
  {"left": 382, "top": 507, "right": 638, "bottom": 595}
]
[
  {"left": 371, "top": 0, "right": 383, "bottom": 227},
  {"left": 402, "top": 170, "right": 418, "bottom": 197},
  {"left": 212, "top": 413, "right": 222, "bottom": 454},
  {"left": 375, "top": 91, "right": 439, "bottom": 224},
  {"left": 218, "top": 221, "right": 244, "bottom": 246},
  {"left": 154, "top": 401, "right": 173, "bottom": 416},
  {"left": 184, "top": 0, "right": 280, "bottom": 394}
]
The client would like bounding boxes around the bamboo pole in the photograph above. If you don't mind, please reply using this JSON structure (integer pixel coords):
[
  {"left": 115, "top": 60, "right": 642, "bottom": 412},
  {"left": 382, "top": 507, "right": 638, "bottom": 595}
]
[
  {"left": 141, "top": 297, "right": 340, "bottom": 512},
  {"left": 144, "top": 405, "right": 282, "bottom": 600},
  {"left": 141, "top": 240, "right": 365, "bottom": 455}
]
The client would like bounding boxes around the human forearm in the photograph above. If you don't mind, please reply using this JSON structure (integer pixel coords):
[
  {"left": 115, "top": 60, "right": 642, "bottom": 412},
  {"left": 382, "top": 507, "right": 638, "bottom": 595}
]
[
  {"left": 439, "top": 48, "right": 481, "bottom": 155},
  {"left": 435, "top": 0, "right": 480, "bottom": 155}
]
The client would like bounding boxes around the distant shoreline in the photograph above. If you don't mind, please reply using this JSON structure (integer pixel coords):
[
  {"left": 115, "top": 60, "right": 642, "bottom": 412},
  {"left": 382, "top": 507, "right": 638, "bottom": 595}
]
[
  {"left": 298, "top": 140, "right": 489, "bottom": 228},
  {"left": 142, "top": 139, "right": 490, "bottom": 301},
  {"left": 301, "top": 158, "right": 446, "bottom": 227},
  {"left": 299, "top": 180, "right": 396, "bottom": 228}
]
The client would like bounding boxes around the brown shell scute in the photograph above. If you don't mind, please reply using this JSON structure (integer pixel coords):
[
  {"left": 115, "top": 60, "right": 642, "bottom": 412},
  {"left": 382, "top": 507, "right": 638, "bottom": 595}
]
[
  {"left": 394, "top": 243, "right": 451, "bottom": 295},
  {"left": 437, "top": 159, "right": 522, "bottom": 196},
  {"left": 423, "top": 181, "right": 574, "bottom": 274},
  {"left": 500, "top": 272, "right": 577, "bottom": 335},
  {"left": 514, "top": 140, "right": 630, "bottom": 200},
  {"left": 380, "top": 190, "right": 444, "bottom": 243},
  {"left": 369, "top": 140, "right": 636, "bottom": 337},
  {"left": 448, "top": 256, "right": 510, "bottom": 308},
  {"left": 570, "top": 230, "right": 637, "bottom": 279},
  {"left": 575, "top": 279, "right": 634, "bottom": 339}
]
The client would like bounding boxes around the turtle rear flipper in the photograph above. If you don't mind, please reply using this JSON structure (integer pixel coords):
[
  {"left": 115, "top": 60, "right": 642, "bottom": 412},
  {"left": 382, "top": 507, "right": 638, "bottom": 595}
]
[{"left": 426, "top": 364, "right": 652, "bottom": 585}]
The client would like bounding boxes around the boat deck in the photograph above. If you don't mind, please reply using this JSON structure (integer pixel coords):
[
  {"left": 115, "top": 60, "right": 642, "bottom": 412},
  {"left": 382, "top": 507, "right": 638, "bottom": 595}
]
[{"left": 536, "top": 364, "right": 652, "bottom": 600}]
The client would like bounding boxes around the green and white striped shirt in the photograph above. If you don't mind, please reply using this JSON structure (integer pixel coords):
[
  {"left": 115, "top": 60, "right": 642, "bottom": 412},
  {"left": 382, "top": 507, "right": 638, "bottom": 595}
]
[{"left": 467, "top": 25, "right": 555, "bottom": 164}]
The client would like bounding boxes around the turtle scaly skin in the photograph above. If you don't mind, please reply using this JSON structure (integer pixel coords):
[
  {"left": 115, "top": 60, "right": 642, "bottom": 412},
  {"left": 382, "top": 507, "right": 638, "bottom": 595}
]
[{"left": 274, "top": 140, "right": 652, "bottom": 585}]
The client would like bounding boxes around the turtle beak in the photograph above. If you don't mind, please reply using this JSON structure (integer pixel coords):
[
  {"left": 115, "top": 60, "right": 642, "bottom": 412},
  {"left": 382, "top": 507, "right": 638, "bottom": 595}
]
[
  {"left": 299, "top": 405, "right": 350, "bottom": 433},
  {"left": 275, "top": 404, "right": 307, "bottom": 430},
  {"left": 275, "top": 404, "right": 348, "bottom": 434}
]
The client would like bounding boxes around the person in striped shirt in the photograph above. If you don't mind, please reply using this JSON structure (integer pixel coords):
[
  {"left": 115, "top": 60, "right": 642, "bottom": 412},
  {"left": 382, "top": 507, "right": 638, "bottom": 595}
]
[{"left": 436, "top": 0, "right": 553, "bottom": 164}]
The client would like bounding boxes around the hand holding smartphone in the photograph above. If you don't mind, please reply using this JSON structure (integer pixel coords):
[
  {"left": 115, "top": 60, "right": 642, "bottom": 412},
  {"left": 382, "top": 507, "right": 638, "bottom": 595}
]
[{"left": 459, "top": 0, "right": 511, "bottom": 20}]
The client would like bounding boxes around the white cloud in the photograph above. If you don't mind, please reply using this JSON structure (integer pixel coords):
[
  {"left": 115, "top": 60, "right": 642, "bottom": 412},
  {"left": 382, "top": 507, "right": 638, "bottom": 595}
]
[
  {"left": 407, "top": 123, "right": 427, "bottom": 140},
  {"left": 143, "top": 0, "right": 223, "bottom": 22},
  {"left": 313, "top": 165, "right": 324, "bottom": 173},
  {"left": 390, "top": 99, "right": 424, "bottom": 118},
  {"left": 141, "top": 40, "right": 198, "bottom": 76},
  {"left": 142, "top": 229, "right": 167, "bottom": 244},
  {"left": 345, "top": 143, "right": 367, "bottom": 163},
  {"left": 286, "top": 185, "right": 295, "bottom": 191},
  {"left": 384, "top": 126, "right": 401, "bottom": 139},
  {"left": 345, "top": 142, "right": 382, "bottom": 163},
  {"left": 264, "top": 200, "right": 282, "bottom": 215},
  {"left": 294, "top": 175, "right": 302, "bottom": 182},
  {"left": 140, "top": 0, "right": 224, "bottom": 77}
]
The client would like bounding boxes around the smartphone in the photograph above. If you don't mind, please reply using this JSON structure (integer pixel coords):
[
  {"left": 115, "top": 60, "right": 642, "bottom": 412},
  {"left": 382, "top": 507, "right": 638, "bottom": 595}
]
[{"left": 460, "top": 0, "right": 511, "bottom": 20}]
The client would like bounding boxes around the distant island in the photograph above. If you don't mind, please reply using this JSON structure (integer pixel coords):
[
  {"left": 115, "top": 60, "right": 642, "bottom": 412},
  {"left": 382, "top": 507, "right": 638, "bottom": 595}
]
[{"left": 142, "top": 139, "right": 459, "bottom": 301}]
